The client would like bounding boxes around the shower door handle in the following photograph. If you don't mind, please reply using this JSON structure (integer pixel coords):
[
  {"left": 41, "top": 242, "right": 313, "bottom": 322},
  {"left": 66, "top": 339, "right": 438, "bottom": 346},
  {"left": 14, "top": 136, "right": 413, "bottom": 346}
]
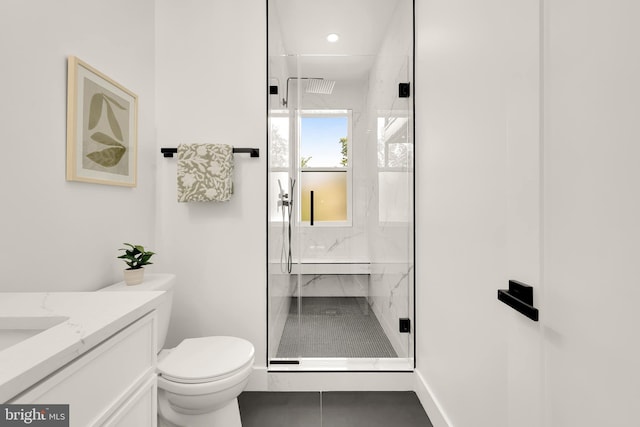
[{"left": 310, "top": 190, "right": 315, "bottom": 226}]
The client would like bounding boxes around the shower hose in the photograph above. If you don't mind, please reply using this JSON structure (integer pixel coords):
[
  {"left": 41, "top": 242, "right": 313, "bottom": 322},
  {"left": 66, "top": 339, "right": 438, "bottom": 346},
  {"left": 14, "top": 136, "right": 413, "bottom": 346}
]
[{"left": 280, "top": 178, "right": 295, "bottom": 274}]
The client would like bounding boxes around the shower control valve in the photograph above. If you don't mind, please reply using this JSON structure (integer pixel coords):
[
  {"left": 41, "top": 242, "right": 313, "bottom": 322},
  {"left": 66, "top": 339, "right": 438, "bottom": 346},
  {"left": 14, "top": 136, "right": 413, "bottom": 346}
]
[
  {"left": 277, "top": 194, "right": 290, "bottom": 212},
  {"left": 278, "top": 199, "right": 290, "bottom": 209}
]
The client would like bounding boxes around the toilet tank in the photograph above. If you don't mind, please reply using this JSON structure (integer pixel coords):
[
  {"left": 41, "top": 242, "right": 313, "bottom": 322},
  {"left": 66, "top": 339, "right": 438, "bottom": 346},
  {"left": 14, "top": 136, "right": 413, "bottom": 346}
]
[{"left": 100, "top": 273, "right": 175, "bottom": 353}]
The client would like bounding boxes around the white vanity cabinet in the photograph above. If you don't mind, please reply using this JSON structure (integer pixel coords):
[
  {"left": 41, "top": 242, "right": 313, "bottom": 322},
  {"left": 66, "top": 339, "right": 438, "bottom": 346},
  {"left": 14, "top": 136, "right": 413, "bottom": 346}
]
[{"left": 10, "top": 312, "right": 157, "bottom": 427}]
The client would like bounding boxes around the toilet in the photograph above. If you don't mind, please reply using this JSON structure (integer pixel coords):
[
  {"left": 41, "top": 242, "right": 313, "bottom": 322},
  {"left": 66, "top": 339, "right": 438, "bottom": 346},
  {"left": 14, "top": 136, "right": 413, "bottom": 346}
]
[{"left": 100, "top": 273, "right": 254, "bottom": 427}]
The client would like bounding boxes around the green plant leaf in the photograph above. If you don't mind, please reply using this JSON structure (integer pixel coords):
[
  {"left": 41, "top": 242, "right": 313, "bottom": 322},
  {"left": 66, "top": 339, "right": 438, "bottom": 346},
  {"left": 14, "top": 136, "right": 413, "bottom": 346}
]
[
  {"left": 105, "top": 102, "right": 123, "bottom": 141},
  {"left": 91, "top": 132, "right": 124, "bottom": 147},
  {"left": 103, "top": 95, "right": 126, "bottom": 109},
  {"left": 139, "top": 253, "right": 154, "bottom": 264},
  {"left": 88, "top": 94, "right": 103, "bottom": 130},
  {"left": 86, "top": 146, "right": 126, "bottom": 167},
  {"left": 117, "top": 243, "right": 154, "bottom": 268}
]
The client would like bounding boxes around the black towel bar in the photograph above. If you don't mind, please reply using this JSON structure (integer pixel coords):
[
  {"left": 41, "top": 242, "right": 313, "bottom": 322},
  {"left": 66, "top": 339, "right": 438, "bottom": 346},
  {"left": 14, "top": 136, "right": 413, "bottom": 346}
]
[
  {"left": 497, "top": 280, "right": 539, "bottom": 321},
  {"left": 160, "top": 147, "right": 259, "bottom": 158}
]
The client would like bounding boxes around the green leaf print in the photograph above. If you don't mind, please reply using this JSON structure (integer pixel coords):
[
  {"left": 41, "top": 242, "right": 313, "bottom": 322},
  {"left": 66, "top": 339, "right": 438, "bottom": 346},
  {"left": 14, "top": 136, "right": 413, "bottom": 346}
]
[
  {"left": 105, "top": 102, "right": 123, "bottom": 141},
  {"left": 91, "top": 132, "right": 125, "bottom": 147},
  {"left": 86, "top": 146, "right": 126, "bottom": 167},
  {"left": 88, "top": 94, "right": 103, "bottom": 130}
]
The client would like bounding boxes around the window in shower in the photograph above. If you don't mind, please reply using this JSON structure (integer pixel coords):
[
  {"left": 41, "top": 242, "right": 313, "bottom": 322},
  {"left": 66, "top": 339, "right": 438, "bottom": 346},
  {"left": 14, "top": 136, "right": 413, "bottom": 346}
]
[
  {"left": 269, "top": 113, "right": 291, "bottom": 223},
  {"left": 377, "top": 115, "right": 413, "bottom": 223},
  {"left": 299, "top": 110, "right": 352, "bottom": 226}
]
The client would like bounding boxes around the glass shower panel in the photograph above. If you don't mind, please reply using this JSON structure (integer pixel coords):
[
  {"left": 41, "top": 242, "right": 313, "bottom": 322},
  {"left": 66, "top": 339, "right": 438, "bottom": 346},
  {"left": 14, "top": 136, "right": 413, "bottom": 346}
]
[
  {"left": 267, "top": 53, "right": 300, "bottom": 363},
  {"left": 367, "top": 48, "right": 414, "bottom": 361}
]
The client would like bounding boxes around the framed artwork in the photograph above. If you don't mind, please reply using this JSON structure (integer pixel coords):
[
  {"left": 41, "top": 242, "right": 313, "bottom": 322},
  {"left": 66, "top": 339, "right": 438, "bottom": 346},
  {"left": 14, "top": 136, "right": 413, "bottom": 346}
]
[{"left": 66, "top": 56, "right": 138, "bottom": 186}]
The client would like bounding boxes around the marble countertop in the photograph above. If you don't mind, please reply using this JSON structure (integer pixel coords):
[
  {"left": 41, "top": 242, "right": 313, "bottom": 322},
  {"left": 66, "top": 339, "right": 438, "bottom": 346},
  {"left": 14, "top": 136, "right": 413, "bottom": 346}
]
[{"left": 0, "top": 291, "right": 166, "bottom": 402}]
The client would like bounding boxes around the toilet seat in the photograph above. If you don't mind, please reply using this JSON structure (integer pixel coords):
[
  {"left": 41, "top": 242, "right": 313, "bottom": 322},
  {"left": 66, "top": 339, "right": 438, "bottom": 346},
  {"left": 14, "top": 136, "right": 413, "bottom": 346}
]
[
  {"left": 158, "top": 336, "right": 255, "bottom": 384},
  {"left": 157, "top": 361, "right": 253, "bottom": 398}
]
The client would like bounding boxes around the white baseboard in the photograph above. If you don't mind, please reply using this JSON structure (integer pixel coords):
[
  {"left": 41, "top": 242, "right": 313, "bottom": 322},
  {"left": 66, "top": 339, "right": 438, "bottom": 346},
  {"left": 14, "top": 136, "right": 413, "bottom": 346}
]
[
  {"left": 246, "top": 366, "right": 414, "bottom": 391},
  {"left": 414, "top": 368, "right": 453, "bottom": 427}
]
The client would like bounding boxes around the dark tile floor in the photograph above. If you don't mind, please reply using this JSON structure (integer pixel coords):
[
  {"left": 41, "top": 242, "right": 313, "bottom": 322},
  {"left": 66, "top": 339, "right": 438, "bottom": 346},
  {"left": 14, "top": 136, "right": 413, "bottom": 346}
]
[{"left": 239, "top": 391, "right": 433, "bottom": 427}]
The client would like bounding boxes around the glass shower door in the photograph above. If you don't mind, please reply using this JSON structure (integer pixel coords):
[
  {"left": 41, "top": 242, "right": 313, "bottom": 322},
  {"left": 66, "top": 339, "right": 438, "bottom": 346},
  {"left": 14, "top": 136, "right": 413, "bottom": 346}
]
[
  {"left": 369, "top": 54, "right": 414, "bottom": 365},
  {"left": 268, "top": 56, "right": 414, "bottom": 370},
  {"left": 267, "top": 0, "right": 414, "bottom": 371}
]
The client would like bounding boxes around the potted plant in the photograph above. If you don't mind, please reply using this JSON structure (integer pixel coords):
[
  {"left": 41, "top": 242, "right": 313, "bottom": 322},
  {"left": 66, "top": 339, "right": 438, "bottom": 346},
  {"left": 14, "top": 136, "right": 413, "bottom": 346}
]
[{"left": 117, "top": 243, "right": 155, "bottom": 285}]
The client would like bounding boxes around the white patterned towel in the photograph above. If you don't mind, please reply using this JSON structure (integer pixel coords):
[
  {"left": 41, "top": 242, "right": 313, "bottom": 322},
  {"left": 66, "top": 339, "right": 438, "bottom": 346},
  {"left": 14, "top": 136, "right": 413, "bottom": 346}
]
[{"left": 177, "top": 144, "right": 234, "bottom": 202}]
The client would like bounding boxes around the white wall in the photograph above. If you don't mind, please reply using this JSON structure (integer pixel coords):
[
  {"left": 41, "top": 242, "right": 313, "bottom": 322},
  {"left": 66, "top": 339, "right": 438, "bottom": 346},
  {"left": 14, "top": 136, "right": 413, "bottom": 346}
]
[
  {"left": 0, "top": 0, "right": 157, "bottom": 292},
  {"left": 155, "top": 0, "right": 267, "bottom": 368},
  {"left": 542, "top": 1, "right": 640, "bottom": 425}
]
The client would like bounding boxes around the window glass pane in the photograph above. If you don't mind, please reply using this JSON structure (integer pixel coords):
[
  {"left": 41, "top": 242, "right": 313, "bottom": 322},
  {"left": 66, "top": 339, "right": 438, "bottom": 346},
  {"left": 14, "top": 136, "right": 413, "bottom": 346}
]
[
  {"left": 386, "top": 143, "right": 412, "bottom": 168},
  {"left": 300, "top": 116, "right": 348, "bottom": 167},
  {"left": 270, "top": 116, "right": 289, "bottom": 168},
  {"left": 377, "top": 116, "right": 410, "bottom": 168},
  {"left": 301, "top": 171, "right": 347, "bottom": 222}
]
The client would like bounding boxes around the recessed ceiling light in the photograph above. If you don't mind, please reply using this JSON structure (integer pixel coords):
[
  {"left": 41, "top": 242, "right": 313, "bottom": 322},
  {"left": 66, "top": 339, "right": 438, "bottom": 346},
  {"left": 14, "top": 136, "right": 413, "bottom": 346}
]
[{"left": 326, "top": 33, "right": 340, "bottom": 43}]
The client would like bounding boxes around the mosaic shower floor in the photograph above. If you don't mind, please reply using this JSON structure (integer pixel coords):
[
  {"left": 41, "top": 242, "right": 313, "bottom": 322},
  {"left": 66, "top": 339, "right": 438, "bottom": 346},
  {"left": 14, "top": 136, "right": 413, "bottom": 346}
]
[{"left": 276, "top": 297, "right": 397, "bottom": 358}]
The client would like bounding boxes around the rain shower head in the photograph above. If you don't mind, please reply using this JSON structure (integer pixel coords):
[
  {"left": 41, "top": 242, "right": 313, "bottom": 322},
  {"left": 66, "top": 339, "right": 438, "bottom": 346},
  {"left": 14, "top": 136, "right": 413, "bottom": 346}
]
[
  {"left": 305, "top": 78, "right": 335, "bottom": 95},
  {"left": 282, "top": 77, "right": 336, "bottom": 107}
]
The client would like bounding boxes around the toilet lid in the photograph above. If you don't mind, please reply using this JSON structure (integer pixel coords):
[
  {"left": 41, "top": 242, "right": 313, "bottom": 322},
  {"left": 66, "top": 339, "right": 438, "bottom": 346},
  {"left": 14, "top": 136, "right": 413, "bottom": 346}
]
[{"left": 157, "top": 336, "right": 255, "bottom": 384}]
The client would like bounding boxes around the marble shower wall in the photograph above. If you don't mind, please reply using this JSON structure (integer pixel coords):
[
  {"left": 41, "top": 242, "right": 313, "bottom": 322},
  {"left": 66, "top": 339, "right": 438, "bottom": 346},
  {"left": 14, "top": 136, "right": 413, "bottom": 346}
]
[{"left": 293, "top": 274, "right": 369, "bottom": 297}]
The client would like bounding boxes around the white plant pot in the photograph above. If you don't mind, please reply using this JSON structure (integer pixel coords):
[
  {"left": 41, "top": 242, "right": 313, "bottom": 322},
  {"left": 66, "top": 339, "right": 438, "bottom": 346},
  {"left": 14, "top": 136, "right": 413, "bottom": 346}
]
[{"left": 124, "top": 268, "right": 145, "bottom": 285}]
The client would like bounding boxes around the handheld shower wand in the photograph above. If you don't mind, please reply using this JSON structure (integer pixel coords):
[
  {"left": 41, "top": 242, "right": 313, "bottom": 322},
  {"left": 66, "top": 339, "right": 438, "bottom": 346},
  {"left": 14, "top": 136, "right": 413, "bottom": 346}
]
[{"left": 278, "top": 178, "right": 295, "bottom": 274}]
